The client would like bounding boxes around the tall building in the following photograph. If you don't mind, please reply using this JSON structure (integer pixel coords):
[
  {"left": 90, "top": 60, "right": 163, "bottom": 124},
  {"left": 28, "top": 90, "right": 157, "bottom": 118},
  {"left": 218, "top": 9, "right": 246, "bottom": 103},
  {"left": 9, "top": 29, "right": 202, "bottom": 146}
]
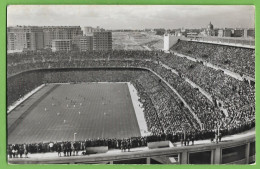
[
  {"left": 93, "top": 32, "right": 112, "bottom": 51},
  {"left": 83, "top": 26, "right": 105, "bottom": 35},
  {"left": 233, "top": 29, "right": 244, "bottom": 37},
  {"left": 51, "top": 39, "right": 72, "bottom": 52},
  {"left": 244, "top": 29, "right": 255, "bottom": 38},
  {"left": 7, "top": 26, "right": 44, "bottom": 52},
  {"left": 214, "top": 29, "right": 219, "bottom": 36},
  {"left": 83, "top": 27, "right": 94, "bottom": 35},
  {"left": 72, "top": 35, "right": 93, "bottom": 51},
  {"left": 218, "top": 29, "right": 232, "bottom": 37},
  {"left": 43, "top": 26, "right": 83, "bottom": 48}
]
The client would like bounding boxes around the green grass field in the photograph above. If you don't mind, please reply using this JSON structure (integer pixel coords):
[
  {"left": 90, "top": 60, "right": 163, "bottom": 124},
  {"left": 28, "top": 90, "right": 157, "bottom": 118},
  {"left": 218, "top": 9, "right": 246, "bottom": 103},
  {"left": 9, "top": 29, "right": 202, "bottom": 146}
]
[{"left": 8, "top": 83, "right": 141, "bottom": 144}]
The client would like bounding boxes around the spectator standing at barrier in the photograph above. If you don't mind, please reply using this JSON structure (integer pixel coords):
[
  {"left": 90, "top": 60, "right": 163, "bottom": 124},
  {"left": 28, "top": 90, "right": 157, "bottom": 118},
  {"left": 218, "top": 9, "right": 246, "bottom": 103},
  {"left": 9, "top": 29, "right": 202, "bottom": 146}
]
[
  {"left": 180, "top": 137, "right": 183, "bottom": 146},
  {"left": 84, "top": 139, "right": 87, "bottom": 152},
  {"left": 74, "top": 142, "right": 79, "bottom": 156},
  {"left": 191, "top": 134, "right": 195, "bottom": 145},
  {"left": 219, "top": 132, "right": 222, "bottom": 142},
  {"left": 14, "top": 147, "right": 18, "bottom": 158},
  {"left": 12, "top": 147, "right": 15, "bottom": 158},
  {"left": 72, "top": 142, "right": 75, "bottom": 156},
  {"left": 161, "top": 132, "right": 166, "bottom": 141},
  {"left": 123, "top": 139, "right": 126, "bottom": 152},
  {"left": 19, "top": 145, "right": 24, "bottom": 158},
  {"left": 121, "top": 140, "right": 124, "bottom": 152},
  {"left": 57, "top": 143, "right": 61, "bottom": 157},
  {"left": 23, "top": 144, "right": 28, "bottom": 158},
  {"left": 122, "top": 139, "right": 127, "bottom": 152},
  {"left": 68, "top": 141, "right": 72, "bottom": 156},
  {"left": 63, "top": 142, "right": 67, "bottom": 156},
  {"left": 142, "top": 137, "right": 146, "bottom": 146},
  {"left": 127, "top": 139, "right": 131, "bottom": 152},
  {"left": 65, "top": 142, "right": 69, "bottom": 156},
  {"left": 53, "top": 142, "right": 57, "bottom": 152},
  {"left": 116, "top": 139, "right": 120, "bottom": 149},
  {"left": 38, "top": 143, "right": 42, "bottom": 153},
  {"left": 124, "top": 139, "right": 127, "bottom": 152}
]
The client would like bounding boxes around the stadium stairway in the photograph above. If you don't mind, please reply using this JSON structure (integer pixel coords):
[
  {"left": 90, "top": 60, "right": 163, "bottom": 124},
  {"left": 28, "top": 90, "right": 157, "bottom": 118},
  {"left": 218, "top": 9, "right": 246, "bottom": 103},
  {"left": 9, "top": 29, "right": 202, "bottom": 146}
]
[
  {"left": 147, "top": 69, "right": 203, "bottom": 130},
  {"left": 171, "top": 50, "right": 254, "bottom": 82},
  {"left": 158, "top": 61, "right": 228, "bottom": 117}
]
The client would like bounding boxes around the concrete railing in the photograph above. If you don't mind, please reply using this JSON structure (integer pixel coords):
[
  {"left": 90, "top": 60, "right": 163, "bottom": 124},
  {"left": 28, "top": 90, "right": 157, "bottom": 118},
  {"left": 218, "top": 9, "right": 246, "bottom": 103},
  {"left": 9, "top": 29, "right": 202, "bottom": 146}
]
[{"left": 9, "top": 134, "right": 255, "bottom": 164}]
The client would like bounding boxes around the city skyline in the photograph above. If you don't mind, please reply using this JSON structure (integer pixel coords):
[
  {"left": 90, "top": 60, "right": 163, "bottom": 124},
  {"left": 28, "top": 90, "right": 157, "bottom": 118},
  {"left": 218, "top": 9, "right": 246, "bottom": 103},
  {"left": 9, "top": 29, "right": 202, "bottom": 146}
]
[{"left": 7, "top": 5, "right": 255, "bottom": 29}]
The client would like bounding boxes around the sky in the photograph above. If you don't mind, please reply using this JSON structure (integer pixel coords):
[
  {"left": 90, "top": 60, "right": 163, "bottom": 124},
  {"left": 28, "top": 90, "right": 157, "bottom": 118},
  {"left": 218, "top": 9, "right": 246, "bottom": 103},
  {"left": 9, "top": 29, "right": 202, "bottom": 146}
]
[{"left": 7, "top": 5, "right": 255, "bottom": 29}]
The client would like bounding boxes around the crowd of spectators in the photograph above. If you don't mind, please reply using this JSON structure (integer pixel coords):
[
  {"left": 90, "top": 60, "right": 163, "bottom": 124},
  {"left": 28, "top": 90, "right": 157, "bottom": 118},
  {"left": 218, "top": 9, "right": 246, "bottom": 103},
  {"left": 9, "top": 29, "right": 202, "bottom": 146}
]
[
  {"left": 7, "top": 46, "right": 255, "bottom": 155},
  {"left": 149, "top": 63, "right": 224, "bottom": 130},
  {"left": 7, "top": 137, "right": 146, "bottom": 158},
  {"left": 8, "top": 118, "right": 254, "bottom": 158},
  {"left": 7, "top": 72, "right": 44, "bottom": 107},
  {"left": 171, "top": 40, "right": 255, "bottom": 78},
  {"left": 158, "top": 52, "right": 255, "bottom": 130},
  {"left": 132, "top": 71, "right": 199, "bottom": 134}
]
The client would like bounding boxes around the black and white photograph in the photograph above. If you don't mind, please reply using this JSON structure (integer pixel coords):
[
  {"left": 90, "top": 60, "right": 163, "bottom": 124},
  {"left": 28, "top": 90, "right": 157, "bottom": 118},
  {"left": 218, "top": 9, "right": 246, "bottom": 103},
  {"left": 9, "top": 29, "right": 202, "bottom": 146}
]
[{"left": 7, "top": 5, "right": 255, "bottom": 164}]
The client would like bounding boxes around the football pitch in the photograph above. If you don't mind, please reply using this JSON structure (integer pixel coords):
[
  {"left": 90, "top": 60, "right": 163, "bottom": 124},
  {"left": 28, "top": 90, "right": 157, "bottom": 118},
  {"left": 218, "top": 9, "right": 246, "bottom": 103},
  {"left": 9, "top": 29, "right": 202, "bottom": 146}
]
[{"left": 8, "top": 83, "right": 141, "bottom": 144}]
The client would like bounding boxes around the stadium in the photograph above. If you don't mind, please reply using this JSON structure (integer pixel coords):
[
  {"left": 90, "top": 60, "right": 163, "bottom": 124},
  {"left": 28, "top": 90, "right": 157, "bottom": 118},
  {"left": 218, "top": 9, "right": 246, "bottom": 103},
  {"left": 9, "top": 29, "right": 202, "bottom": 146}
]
[{"left": 7, "top": 39, "right": 255, "bottom": 164}]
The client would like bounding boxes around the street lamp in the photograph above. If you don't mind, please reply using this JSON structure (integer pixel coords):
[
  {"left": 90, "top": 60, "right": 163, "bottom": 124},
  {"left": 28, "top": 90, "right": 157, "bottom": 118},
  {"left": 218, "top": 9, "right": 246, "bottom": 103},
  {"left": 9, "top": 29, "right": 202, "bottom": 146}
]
[{"left": 74, "top": 133, "right": 77, "bottom": 142}]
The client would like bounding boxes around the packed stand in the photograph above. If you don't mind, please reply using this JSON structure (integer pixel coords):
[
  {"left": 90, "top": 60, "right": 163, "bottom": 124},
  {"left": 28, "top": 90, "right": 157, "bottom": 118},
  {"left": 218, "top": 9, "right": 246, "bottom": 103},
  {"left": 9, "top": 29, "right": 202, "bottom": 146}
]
[
  {"left": 132, "top": 71, "right": 200, "bottom": 134},
  {"left": 171, "top": 40, "right": 255, "bottom": 78},
  {"left": 158, "top": 53, "right": 255, "bottom": 130},
  {"left": 7, "top": 47, "right": 255, "bottom": 154}
]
